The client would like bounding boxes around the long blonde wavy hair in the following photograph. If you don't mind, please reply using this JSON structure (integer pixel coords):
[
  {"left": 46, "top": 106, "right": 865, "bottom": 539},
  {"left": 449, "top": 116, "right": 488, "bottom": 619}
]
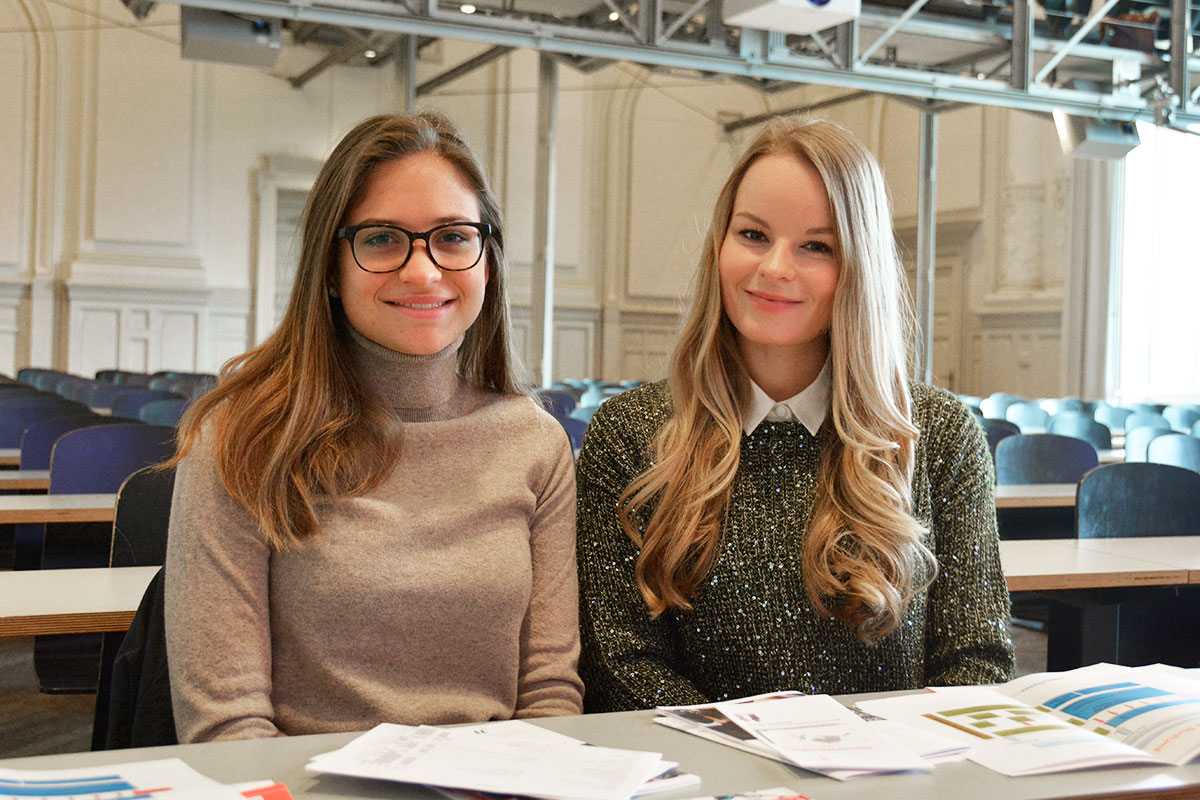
[
  {"left": 173, "top": 112, "right": 523, "bottom": 551},
  {"left": 619, "top": 116, "right": 935, "bottom": 644}
]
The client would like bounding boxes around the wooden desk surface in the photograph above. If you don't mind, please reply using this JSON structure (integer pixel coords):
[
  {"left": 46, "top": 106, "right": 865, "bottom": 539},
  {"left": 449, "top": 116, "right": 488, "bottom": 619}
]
[
  {"left": 1099, "top": 448, "right": 1124, "bottom": 463},
  {"left": 0, "top": 448, "right": 19, "bottom": 467},
  {"left": 998, "top": 537, "right": 1195, "bottom": 594},
  {"left": 995, "top": 483, "right": 1076, "bottom": 508},
  {"left": 0, "top": 565, "right": 157, "bottom": 637},
  {"left": 0, "top": 470, "right": 50, "bottom": 491},
  {"left": 0, "top": 493, "right": 117, "bottom": 524},
  {"left": 1001, "top": 536, "right": 1200, "bottom": 591}
]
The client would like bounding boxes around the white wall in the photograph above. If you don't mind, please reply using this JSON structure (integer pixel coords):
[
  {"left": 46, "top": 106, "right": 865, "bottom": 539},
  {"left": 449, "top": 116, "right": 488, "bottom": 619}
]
[{"left": 3, "top": 0, "right": 1080, "bottom": 397}]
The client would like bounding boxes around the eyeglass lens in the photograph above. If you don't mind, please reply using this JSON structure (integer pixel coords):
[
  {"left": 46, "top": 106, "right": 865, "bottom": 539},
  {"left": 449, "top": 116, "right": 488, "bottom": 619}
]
[{"left": 352, "top": 224, "right": 485, "bottom": 272}]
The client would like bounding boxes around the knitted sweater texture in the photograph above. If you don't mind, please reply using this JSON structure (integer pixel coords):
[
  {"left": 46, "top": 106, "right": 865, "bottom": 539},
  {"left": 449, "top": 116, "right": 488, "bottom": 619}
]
[
  {"left": 165, "top": 329, "right": 583, "bottom": 742},
  {"left": 576, "top": 380, "right": 1014, "bottom": 712}
]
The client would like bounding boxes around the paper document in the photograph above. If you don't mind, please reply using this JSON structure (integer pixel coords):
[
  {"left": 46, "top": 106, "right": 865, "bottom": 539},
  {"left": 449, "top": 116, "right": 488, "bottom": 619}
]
[
  {"left": 855, "top": 664, "right": 1200, "bottom": 777},
  {"left": 715, "top": 694, "right": 932, "bottom": 779},
  {"left": 0, "top": 758, "right": 278, "bottom": 800},
  {"left": 308, "top": 720, "right": 664, "bottom": 800}
]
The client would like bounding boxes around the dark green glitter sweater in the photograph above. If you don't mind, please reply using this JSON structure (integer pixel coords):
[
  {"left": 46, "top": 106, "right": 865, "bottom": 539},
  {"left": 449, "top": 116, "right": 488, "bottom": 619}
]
[{"left": 576, "top": 380, "right": 1014, "bottom": 712}]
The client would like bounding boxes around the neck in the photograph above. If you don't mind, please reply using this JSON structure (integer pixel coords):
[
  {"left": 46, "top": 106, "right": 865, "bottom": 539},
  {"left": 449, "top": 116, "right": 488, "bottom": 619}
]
[
  {"left": 740, "top": 336, "right": 829, "bottom": 401},
  {"left": 345, "top": 325, "right": 463, "bottom": 422}
]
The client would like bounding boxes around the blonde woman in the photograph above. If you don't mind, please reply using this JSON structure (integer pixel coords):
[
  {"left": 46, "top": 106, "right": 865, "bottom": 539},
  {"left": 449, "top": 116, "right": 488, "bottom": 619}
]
[
  {"left": 576, "top": 117, "right": 1013, "bottom": 711},
  {"left": 166, "top": 113, "right": 582, "bottom": 741}
]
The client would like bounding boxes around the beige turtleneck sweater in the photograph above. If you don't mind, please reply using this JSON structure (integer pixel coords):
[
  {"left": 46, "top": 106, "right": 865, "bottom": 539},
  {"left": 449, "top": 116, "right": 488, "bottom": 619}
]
[{"left": 165, "top": 329, "right": 583, "bottom": 742}]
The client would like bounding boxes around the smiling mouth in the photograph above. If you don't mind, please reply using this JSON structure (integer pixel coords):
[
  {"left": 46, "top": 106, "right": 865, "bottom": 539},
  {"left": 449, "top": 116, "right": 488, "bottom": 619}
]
[{"left": 389, "top": 300, "right": 451, "bottom": 309}]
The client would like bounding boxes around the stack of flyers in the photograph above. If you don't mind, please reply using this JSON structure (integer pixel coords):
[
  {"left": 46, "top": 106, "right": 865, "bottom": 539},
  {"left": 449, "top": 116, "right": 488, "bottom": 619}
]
[{"left": 657, "top": 692, "right": 967, "bottom": 781}]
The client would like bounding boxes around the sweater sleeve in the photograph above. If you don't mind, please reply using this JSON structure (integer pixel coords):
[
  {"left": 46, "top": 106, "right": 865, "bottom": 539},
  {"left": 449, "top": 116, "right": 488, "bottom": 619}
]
[
  {"left": 919, "top": 388, "right": 1016, "bottom": 686},
  {"left": 515, "top": 411, "right": 585, "bottom": 718},
  {"left": 164, "top": 428, "right": 281, "bottom": 742},
  {"left": 575, "top": 389, "right": 709, "bottom": 711}
]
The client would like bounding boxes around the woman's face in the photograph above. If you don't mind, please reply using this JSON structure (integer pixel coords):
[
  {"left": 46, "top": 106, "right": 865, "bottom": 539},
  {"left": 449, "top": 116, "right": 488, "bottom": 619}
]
[
  {"left": 718, "top": 153, "right": 840, "bottom": 386},
  {"left": 336, "top": 152, "right": 488, "bottom": 356}
]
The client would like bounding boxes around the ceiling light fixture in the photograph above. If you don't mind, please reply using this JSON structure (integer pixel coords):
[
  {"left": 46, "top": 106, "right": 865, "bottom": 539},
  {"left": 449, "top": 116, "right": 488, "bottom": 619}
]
[
  {"left": 608, "top": 10, "right": 620, "bottom": 20},
  {"left": 364, "top": 49, "right": 377, "bottom": 58},
  {"left": 460, "top": 3, "right": 477, "bottom": 13}
]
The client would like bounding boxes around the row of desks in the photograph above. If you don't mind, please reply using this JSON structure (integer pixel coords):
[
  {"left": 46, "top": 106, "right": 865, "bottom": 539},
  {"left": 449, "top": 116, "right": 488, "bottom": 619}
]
[
  {"left": 0, "top": 483, "right": 1082, "bottom": 525},
  {"left": 3, "top": 538, "right": 1199, "bottom": 639}
]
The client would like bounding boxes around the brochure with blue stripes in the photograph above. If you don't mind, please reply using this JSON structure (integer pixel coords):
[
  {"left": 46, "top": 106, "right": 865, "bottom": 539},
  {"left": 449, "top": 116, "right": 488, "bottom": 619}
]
[{"left": 854, "top": 663, "right": 1200, "bottom": 776}]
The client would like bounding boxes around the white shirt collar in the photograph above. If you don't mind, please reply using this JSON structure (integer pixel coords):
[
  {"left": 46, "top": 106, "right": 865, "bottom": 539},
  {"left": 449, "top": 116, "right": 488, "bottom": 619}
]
[{"left": 742, "top": 357, "right": 831, "bottom": 437}]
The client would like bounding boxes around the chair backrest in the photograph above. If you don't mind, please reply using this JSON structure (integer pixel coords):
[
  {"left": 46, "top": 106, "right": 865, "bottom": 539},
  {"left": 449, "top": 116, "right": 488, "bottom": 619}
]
[
  {"left": 980, "top": 417, "right": 1020, "bottom": 457},
  {"left": 138, "top": 399, "right": 190, "bottom": 427},
  {"left": 1146, "top": 433, "right": 1200, "bottom": 473},
  {"left": 1124, "top": 411, "right": 1171, "bottom": 433},
  {"left": 1094, "top": 404, "right": 1134, "bottom": 432},
  {"left": 1163, "top": 405, "right": 1200, "bottom": 432},
  {"left": 110, "top": 466, "right": 176, "bottom": 568},
  {"left": 535, "top": 389, "right": 577, "bottom": 418},
  {"left": 18, "top": 413, "right": 122, "bottom": 470},
  {"left": 570, "top": 405, "right": 600, "bottom": 423},
  {"left": 48, "top": 424, "right": 176, "bottom": 495},
  {"left": 558, "top": 416, "right": 587, "bottom": 451},
  {"left": 110, "top": 390, "right": 184, "bottom": 421},
  {"left": 1047, "top": 412, "right": 1112, "bottom": 451},
  {"left": 88, "top": 382, "right": 129, "bottom": 412},
  {"left": 1004, "top": 402, "right": 1050, "bottom": 432},
  {"left": 1039, "top": 397, "right": 1085, "bottom": 417},
  {"left": 0, "top": 404, "right": 95, "bottom": 449},
  {"left": 979, "top": 394, "right": 1020, "bottom": 419},
  {"left": 1124, "top": 426, "right": 1172, "bottom": 462},
  {"left": 0, "top": 392, "right": 86, "bottom": 416},
  {"left": 995, "top": 433, "right": 1099, "bottom": 485},
  {"left": 1077, "top": 462, "right": 1200, "bottom": 538}
]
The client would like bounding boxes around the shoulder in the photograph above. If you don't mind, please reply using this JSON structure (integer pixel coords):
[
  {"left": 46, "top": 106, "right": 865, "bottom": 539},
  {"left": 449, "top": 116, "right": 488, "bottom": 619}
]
[
  {"left": 576, "top": 380, "right": 671, "bottom": 483},
  {"left": 909, "top": 381, "right": 981, "bottom": 443},
  {"left": 475, "top": 390, "right": 574, "bottom": 460},
  {"left": 583, "top": 383, "right": 672, "bottom": 453}
]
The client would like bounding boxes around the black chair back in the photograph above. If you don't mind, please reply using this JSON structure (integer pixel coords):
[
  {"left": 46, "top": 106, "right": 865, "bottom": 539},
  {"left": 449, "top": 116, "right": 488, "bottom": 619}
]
[
  {"left": 995, "top": 433, "right": 1099, "bottom": 485},
  {"left": 1077, "top": 462, "right": 1200, "bottom": 538}
]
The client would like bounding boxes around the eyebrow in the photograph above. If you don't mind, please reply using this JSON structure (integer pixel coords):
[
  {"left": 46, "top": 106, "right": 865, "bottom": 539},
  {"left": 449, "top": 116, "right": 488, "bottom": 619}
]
[
  {"left": 354, "top": 216, "right": 479, "bottom": 228},
  {"left": 732, "top": 211, "right": 834, "bottom": 236}
]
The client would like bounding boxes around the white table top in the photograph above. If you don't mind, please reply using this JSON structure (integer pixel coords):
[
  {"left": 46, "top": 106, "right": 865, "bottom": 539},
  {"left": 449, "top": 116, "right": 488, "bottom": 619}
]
[
  {"left": 0, "top": 469, "right": 50, "bottom": 490},
  {"left": 2, "top": 707, "right": 1199, "bottom": 799},
  {"left": 995, "top": 483, "right": 1076, "bottom": 508},
  {"left": 1099, "top": 448, "right": 1124, "bottom": 463},
  {"left": 1000, "top": 536, "right": 1200, "bottom": 591},
  {"left": 0, "top": 565, "right": 158, "bottom": 637},
  {"left": 0, "top": 492, "right": 117, "bottom": 523}
]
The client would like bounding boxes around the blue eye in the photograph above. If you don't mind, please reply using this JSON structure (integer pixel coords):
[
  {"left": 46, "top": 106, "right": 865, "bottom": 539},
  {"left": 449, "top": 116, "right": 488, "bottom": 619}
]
[
  {"left": 738, "top": 228, "right": 768, "bottom": 243},
  {"left": 803, "top": 241, "right": 834, "bottom": 255}
]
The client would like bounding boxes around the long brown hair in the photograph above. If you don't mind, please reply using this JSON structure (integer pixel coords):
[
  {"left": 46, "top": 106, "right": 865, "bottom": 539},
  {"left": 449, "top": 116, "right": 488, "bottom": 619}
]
[
  {"left": 619, "top": 116, "right": 934, "bottom": 644},
  {"left": 174, "top": 112, "right": 523, "bottom": 550}
]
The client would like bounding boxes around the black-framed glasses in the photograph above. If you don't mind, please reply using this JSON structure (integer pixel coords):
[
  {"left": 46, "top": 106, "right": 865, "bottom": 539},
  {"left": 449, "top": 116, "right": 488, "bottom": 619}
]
[{"left": 337, "top": 221, "right": 493, "bottom": 273}]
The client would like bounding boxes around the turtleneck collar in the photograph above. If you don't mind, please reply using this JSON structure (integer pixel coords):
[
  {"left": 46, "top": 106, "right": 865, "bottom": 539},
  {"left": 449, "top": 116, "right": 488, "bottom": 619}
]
[{"left": 344, "top": 324, "right": 464, "bottom": 423}]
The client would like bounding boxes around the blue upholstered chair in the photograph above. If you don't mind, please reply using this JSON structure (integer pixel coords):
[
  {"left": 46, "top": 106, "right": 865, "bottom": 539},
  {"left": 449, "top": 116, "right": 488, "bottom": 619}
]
[
  {"left": 535, "top": 389, "right": 577, "bottom": 419},
  {"left": 1005, "top": 402, "right": 1051, "bottom": 433},
  {"left": 1094, "top": 404, "right": 1134, "bottom": 433},
  {"left": 558, "top": 417, "right": 587, "bottom": 451},
  {"left": 109, "top": 390, "right": 184, "bottom": 421},
  {"left": 1124, "top": 411, "right": 1172, "bottom": 433},
  {"left": 1050, "top": 463, "right": 1200, "bottom": 668},
  {"left": 995, "top": 433, "right": 1099, "bottom": 486},
  {"left": 980, "top": 417, "right": 1020, "bottom": 459},
  {"left": 1048, "top": 412, "right": 1112, "bottom": 451},
  {"left": 979, "top": 393, "right": 1023, "bottom": 419},
  {"left": 34, "top": 424, "right": 176, "bottom": 694},
  {"left": 1146, "top": 433, "right": 1200, "bottom": 473},
  {"left": 137, "top": 399, "right": 190, "bottom": 427},
  {"left": 1163, "top": 405, "right": 1200, "bottom": 433},
  {"left": 1124, "top": 426, "right": 1172, "bottom": 462}
]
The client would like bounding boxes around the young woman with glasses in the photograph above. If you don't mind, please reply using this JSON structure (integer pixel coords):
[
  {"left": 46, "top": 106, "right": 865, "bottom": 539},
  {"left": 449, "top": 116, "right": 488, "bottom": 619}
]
[
  {"left": 576, "top": 116, "right": 1014, "bottom": 711},
  {"left": 166, "top": 113, "right": 582, "bottom": 741}
]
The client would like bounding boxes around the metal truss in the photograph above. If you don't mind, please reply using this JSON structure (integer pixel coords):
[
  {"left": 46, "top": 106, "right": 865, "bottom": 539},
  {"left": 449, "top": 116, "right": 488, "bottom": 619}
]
[{"left": 160, "top": 0, "right": 1199, "bottom": 125}]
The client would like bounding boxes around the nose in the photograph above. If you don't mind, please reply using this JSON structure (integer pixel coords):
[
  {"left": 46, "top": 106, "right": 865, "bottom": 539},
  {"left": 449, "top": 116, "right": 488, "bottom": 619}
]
[
  {"left": 397, "top": 240, "right": 442, "bottom": 283},
  {"left": 757, "top": 242, "right": 797, "bottom": 281}
]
